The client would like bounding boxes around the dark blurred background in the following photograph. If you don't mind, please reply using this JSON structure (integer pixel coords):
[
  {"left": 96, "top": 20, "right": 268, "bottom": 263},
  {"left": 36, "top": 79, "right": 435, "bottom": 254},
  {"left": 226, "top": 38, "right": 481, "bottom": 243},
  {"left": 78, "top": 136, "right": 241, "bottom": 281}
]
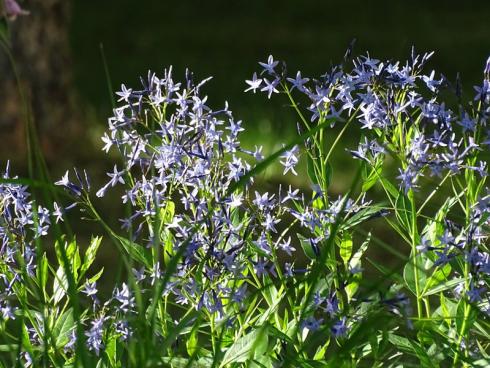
[
  {"left": 0, "top": 0, "right": 489, "bottom": 282},
  {"left": 1, "top": 0, "right": 489, "bottom": 176}
]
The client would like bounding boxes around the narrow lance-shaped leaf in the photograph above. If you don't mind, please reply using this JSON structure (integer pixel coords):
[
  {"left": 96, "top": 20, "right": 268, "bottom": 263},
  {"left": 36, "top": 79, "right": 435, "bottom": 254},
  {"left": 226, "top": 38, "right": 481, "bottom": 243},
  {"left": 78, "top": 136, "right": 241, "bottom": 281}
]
[
  {"left": 339, "top": 232, "right": 353, "bottom": 266},
  {"left": 81, "top": 236, "right": 103, "bottom": 277}
]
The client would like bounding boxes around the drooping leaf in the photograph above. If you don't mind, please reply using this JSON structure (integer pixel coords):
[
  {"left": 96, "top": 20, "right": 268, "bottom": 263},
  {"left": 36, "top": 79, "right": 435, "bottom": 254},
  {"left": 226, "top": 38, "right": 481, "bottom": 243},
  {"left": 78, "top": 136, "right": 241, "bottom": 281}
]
[
  {"left": 380, "top": 176, "right": 400, "bottom": 199},
  {"left": 21, "top": 323, "right": 33, "bottom": 357},
  {"left": 349, "top": 232, "right": 370, "bottom": 270},
  {"left": 298, "top": 233, "right": 319, "bottom": 260}
]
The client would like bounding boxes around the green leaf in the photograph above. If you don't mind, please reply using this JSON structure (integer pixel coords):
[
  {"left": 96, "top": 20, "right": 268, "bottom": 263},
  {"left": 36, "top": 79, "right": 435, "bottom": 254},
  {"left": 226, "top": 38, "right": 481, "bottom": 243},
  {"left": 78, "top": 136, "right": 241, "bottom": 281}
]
[
  {"left": 21, "top": 323, "right": 33, "bottom": 357},
  {"left": 473, "top": 359, "right": 490, "bottom": 367},
  {"left": 54, "top": 308, "right": 75, "bottom": 348},
  {"left": 422, "top": 276, "right": 462, "bottom": 297},
  {"left": 54, "top": 237, "right": 73, "bottom": 267},
  {"left": 265, "top": 324, "right": 293, "bottom": 343},
  {"left": 345, "top": 281, "right": 359, "bottom": 303},
  {"left": 37, "top": 253, "right": 49, "bottom": 299},
  {"left": 434, "top": 197, "right": 459, "bottom": 222},
  {"left": 105, "top": 334, "right": 117, "bottom": 367},
  {"left": 96, "top": 360, "right": 107, "bottom": 368},
  {"left": 53, "top": 266, "right": 69, "bottom": 305},
  {"left": 422, "top": 196, "right": 458, "bottom": 251},
  {"left": 349, "top": 232, "right": 370, "bottom": 270},
  {"left": 388, "top": 333, "right": 435, "bottom": 367},
  {"left": 403, "top": 252, "right": 427, "bottom": 297},
  {"left": 250, "top": 355, "right": 275, "bottom": 368},
  {"left": 161, "top": 357, "right": 213, "bottom": 368},
  {"left": 437, "top": 293, "right": 457, "bottom": 329},
  {"left": 258, "top": 286, "right": 285, "bottom": 325},
  {"left": 395, "top": 191, "right": 413, "bottom": 234},
  {"left": 87, "top": 268, "right": 104, "bottom": 284},
  {"left": 298, "top": 233, "right": 318, "bottom": 260},
  {"left": 346, "top": 233, "right": 369, "bottom": 301},
  {"left": 72, "top": 244, "right": 81, "bottom": 283},
  {"left": 66, "top": 238, "right": 78, "bottom": 260},
  {"left": 54, "top": 237, "right": 80, "bottom": 282},
  {"left": 163, "top": 228, "right": 174, "bottom": 267},
  {"left": 369, "top": 334, "right": 379, "bottom": 359},
  {"left": 186, "top": 326, "right": 199, "bottom": 356},
  {"left": 361, "top": 160, "right": 382, "bottom": 192},
  {"left": 81, "top": 236, "right": 102, "bottom": 277},
  {"left": 161, "top": 203, "right": 176, "bottom": 266},
  {"left": 456, "top": 301, "right": 477, "bottom": 337},
  {"left": 366, "top": 257, "right": 404, "bottom": 284},
  {"left": 339, "top": 232, "right": 353, "bottom": 266},
  {"left": 115, "top": 235, "right": 151, "bottom": 267},
  {"left": 341, "top": 204, "right": 387, "bottom": 231},
  {"left": 313, "top": 340, "right": 330, "bottom": 360},
  {"left": 159, "top": 200, "right": 175, "bottom": 224},
  {"left": 380, "top": 176, "right": 399, "bottom": 199},
  {"left": 158, "top": 201, "right": 175, "bottom": 266},
  {"left": 220, "top": 328, "right": 268, "bottom": 367}
]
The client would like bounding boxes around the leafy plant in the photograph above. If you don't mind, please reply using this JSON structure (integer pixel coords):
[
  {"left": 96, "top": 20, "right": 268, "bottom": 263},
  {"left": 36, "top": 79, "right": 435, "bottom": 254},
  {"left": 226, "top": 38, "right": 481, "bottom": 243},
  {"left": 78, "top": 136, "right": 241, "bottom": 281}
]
[{"left": 0, "top": 45, "right": 489, "bottom": 367}]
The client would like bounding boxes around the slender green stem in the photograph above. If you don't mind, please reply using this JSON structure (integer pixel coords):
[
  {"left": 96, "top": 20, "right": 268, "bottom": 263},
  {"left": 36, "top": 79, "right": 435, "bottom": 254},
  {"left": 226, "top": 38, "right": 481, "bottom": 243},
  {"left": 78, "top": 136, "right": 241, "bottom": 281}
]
[
  {"left": 417, "top": 171, "right": 451, "bottom": 215},
  {"left": 324, "top": 110, "right": 359, "bottom": 164},
  {"left": 408, "top": 190, "right": 422, "bottom": 319}
]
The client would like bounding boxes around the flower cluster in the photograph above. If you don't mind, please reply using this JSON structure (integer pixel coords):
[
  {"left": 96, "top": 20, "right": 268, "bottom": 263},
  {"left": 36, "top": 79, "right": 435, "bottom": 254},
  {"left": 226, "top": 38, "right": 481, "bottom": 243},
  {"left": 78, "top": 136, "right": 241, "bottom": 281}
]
[
  {"left": 0, "top": 162, "right": 52, "bottom": 322},
  {"left": 252, "top": 53, "right": 490, "bottom": 194},
  {"left": 247, "top": 51, "right": 490, "bottom": 356},
  {"left": 0, "top": 50, "right": 489, "bottom": 366}
]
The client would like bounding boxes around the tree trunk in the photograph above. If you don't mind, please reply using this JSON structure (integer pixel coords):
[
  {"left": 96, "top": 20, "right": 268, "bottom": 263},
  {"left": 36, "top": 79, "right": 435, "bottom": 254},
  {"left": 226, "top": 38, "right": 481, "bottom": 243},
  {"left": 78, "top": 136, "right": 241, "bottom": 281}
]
[{"left": 0, "top": 0, "right": 82, "bottom": 164}]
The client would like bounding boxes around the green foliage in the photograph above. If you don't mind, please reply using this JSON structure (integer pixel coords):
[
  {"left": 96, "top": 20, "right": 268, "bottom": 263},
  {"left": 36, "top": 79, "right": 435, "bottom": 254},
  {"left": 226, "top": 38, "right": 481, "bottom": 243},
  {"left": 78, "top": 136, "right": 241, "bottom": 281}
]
[{"left": 0, "top": 46, "right": 489, "bottom": 368}]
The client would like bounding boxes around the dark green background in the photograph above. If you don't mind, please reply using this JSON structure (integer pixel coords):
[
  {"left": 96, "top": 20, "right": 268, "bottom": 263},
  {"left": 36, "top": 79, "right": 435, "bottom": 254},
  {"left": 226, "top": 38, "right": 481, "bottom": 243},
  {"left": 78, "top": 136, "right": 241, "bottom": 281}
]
[
  {"left": 71, "top": 0, "right": 490, "bottom": 131},
  {"left": 57, "top": 0, "right": 490, "bottom": 290},
  {"left": 68, "top": 0, "right": 490, "bottom": 192}
]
